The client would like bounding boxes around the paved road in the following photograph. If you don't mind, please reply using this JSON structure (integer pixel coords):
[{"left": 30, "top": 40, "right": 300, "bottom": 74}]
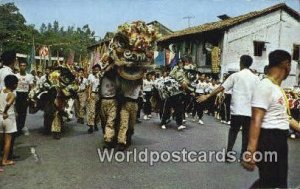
[{"left": 1, "top": 112, "right": 299, "bottom": 189}]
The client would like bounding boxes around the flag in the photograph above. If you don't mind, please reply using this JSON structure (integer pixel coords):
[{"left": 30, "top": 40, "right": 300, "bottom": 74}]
[
  {"left": 67, "top": 50, "right": 75, "bottom": 66},
  {"left": 56, "top": 51, "right": 60, "bottom": 67},
  {"left": 93, "top": 48, "right": 100, "bottom": 66},
  {"left": 48, "top": 45, "right": 51, "bottom": 68},
  {"left": 27, "top": 43, "right": 36, "bottom": 73},
  {"left": 154, "top": 51, "right": 165, "bottom": 67},
  {"left": 165, "top": 49, "right": 170, "bottom": 66},
  {"left": 169, "top": 52, "right": 180, "bottom": 68}
]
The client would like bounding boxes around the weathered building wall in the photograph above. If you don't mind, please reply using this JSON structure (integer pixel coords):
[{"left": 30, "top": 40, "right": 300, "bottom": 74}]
[{"left": 221, "top": 10, "right": 300, "bottom": 87}]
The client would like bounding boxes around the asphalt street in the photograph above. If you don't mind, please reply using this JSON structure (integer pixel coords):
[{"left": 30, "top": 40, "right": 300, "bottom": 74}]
[{"left": 0, "top": 111, "right": 299, "bottom": 189}]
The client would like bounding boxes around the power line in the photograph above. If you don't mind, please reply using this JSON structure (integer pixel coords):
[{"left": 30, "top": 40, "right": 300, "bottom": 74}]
[{"left": 183, "top": 16, "right": 195, "bottom": 28}]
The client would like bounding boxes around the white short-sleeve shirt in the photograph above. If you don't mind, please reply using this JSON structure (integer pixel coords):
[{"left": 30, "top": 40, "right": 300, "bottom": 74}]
[
  {"left": 0, "top": 66, "right": 14, "bottom": 90},
  {"left": 143, "top": 79, "right": 153, "bottom": 92},
  {"left": 77, "top": 77, "right": 88, "bottom": 91},
  {"left": 195, "top": 81, "right": 208, "bottom": 94},
  {"left": 88, "top": 74, "right": 100, "bottom": 92},
  {"left": 16, "top": 73, "right": 34, "bottom": 92},
  {"left": 222, "top": 69, "right": 260, "bottom": 116},
  {"left": 206, "top": 83, "right": 218, "bottom": 94},
  {"left": 251, "top": 78, "right": 289, "bottom": 130}
]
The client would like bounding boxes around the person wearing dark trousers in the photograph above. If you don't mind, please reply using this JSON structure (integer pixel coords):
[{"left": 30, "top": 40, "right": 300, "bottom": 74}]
[
  {"left": 198, "top": 55, "right": 259, "bottom": 160},
  {"left": 184, "top": 93, "right": 194, "bottom": 115},
  {"left": 242, "top": 50, "right": 300, "bottom": 188},
  {"left": 206, "top": 79, "right": 218, "bottom": 116},
  {"left": 15, "top": 62, "right": 34, "bottom": 135},
  {"left": 136, "top": 95, "right": 143, "bottom": 123},
  {"left": 192, "top": 93, "right": 205, "bottom": 122},
  {"left": 160, "top": 93, "right": 186, "bottom": 131},
  {"left": 192, "top": 74, "right": 208, "bottom": 124},
  {"left": 143, "top": 73, "right": 153, "bottom": 120},
  {"left": 227, "top": 115, "right": 250, "bottom": 156},
  {"left": 224, "top": 92, "right": 231, "bottom": 123}
]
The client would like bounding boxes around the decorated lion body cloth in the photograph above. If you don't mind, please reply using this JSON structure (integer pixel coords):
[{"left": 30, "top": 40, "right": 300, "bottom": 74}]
[{"left": 29, "top": 67, "right": 78, "bottom": 139}]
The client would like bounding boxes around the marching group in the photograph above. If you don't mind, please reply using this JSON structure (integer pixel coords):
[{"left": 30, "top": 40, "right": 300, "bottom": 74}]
[{"left": 0, "top": 49, "right": 300, "bottom": 188}]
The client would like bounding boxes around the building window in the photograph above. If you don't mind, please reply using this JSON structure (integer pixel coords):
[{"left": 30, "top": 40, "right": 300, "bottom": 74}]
[
  {"left": 293, "top": 44, "right": 300, "bottom": 61},
  {"left": 253, "top": 41, "right": 265, "bottom": 56}
]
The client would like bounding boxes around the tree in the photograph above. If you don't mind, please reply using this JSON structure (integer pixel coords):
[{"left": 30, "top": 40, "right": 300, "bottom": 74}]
[
  {"left": 0, "top": 3, "right": 35, "bottom": 53},
  {"left": 40, "top": 23, "right": 47, "bottom": 33},
  {"left": 0, "top": 3, "right": 97, "bottom": 63}
]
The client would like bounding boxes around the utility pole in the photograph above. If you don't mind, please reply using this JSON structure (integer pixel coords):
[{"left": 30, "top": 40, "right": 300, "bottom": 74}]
[{"left": 183, "top": 16, "right": 195, "bottom": 28}]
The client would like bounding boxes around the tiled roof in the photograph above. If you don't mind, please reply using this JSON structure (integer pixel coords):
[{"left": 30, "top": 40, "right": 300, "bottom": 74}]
[{"left": 158, "top": 3, "right": 299, "bottom": 42}]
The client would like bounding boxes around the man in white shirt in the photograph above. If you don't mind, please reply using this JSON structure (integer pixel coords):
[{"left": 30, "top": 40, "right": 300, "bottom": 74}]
[
  {"left": 143, "top": 73, "right": 153, "bottom": 120},
  {"left": 193, "top": 74, "right": 209, "bottom": 124},
  {"left": 15, "top": 62, "right": 34, "bottom": 135},
  {"left": 242, "top": 50, "right": 300, "bottom": 188},
  {"left": 0, "top": 50, "right": 15, "bottom": 90},
  {"left": 86, "top": 64, "right": 100, "bottom": 133},
  {"left": 206, "top": 79, "right": 219, "bottom": 116},
  {"left": 198, "top": 55, "right": 260, "bottom": 160}
]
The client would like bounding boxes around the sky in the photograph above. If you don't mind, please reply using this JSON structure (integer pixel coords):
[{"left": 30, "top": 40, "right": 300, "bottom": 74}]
[{"left": 1, "top": 0, "right": 299, "bottom": 38}]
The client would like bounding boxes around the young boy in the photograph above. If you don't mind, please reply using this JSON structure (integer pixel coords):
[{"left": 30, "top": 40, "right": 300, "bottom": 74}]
[{"left": 0, "top": 75, "right": 18, "bottom": 166}]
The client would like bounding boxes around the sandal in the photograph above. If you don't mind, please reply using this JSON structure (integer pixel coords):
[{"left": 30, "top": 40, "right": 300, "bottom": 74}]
[{"left": 2, "top": 160, "right": 15, "bottom": 166}]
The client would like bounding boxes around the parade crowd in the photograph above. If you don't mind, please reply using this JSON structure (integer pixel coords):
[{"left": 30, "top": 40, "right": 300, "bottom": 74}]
[{"left": 0, "top": 49, "right": 300, "bottom": 188}]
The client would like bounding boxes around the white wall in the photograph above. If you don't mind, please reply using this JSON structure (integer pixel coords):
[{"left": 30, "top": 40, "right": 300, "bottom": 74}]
[{"left": 221, "top": 9, "right": 300, "bottom": 87}]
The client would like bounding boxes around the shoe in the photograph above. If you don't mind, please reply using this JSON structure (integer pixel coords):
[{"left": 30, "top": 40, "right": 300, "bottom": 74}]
[
  {"left": 221, "top": 120, "right": 225, "bottom": 124},
  {"left": 77, "top": 118, "right": 84, "bottom": 124},
  {"left": 192, "top": 117, "right": 197, "bottom": 122},
  {"left": 178, "top": 125, "right": 186, "bottom": 130},
  {"left": 22, "top": 126, "right": 30, "bottom": 136},
  {"left": 148, "top": 114, "right": 152, "bottom": 118},
  {"left": 88, "top": 127, "right": 93, "bottom": 134},
  {"left": 227, "top": 121, "right": 231, "bottom": 125},
  {"left": 117, "top": 143, "right": 128, "bottom": 151},
  {"left": 143, "top": 115, "right": 149, "bottom": 120},
  {"left": 198, "top": 119, "right": 204, "bottom": 125},
  {"left": 161, "top": 125, "right": 166, "bottom": 130},
  {"left": 290, "top": 134, "right": 296, "bottom": 139},
  {"left": 183, "top": 119, "right": 187, "bottom": 123},
  {"left": 52, "top": 132, "right": 61, "bottom": 140},
  {"left": 0, "top": 167, "right": 3, "bottom": 172},
  {"left": 185, "top": 113, "right": 189, "bottom": 118},
  {"left": 94, "top": 125, "right": 99, "bottom": 131},
  {"left": 103, "top": 142, "right": 115, "bottom": 150},
  {"left": 225, "top": 155, "right": 234, "bottom": 163}
]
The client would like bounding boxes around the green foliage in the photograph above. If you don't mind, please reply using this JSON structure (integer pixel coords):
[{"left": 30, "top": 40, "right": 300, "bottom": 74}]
[{"left": 0, "top": 2, "right": 97, "bottom": 62}]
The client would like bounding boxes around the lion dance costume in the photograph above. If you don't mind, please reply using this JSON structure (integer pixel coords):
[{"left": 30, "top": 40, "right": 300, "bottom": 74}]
[{"left": 99, "top": 21, "right": 161, "bottom": 150}]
